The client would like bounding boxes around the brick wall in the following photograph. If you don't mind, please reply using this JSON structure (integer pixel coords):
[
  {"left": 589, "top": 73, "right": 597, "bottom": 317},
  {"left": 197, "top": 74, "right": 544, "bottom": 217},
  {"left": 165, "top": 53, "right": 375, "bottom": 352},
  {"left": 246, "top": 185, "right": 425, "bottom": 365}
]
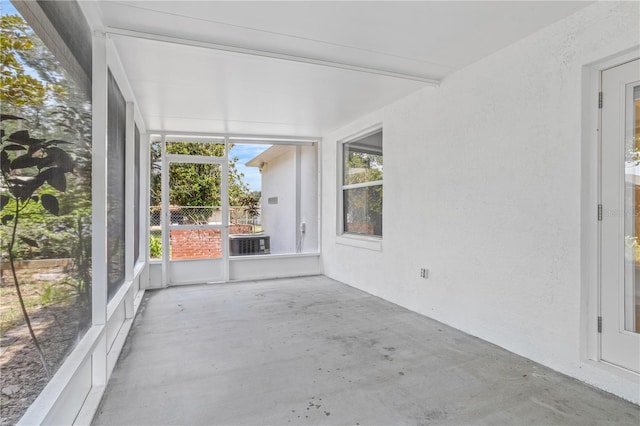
[{"left": 170, "top": 225, "right": 253, "bottom": 260}]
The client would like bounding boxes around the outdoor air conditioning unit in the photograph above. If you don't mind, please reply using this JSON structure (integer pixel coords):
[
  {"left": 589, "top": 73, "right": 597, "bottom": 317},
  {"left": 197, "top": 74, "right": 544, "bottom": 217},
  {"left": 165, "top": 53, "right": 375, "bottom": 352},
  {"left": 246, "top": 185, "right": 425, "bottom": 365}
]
[{"left": 229, "top": 234, "right": 270, "bottom": 256}]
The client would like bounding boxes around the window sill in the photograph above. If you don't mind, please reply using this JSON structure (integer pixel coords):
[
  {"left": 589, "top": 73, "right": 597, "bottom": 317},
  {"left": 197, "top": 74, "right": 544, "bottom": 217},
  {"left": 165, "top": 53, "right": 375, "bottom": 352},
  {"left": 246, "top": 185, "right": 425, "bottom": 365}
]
[
  {"left": 336, "top": 234, "right": 382, "bottom": 251},
  {"left": 230, "top": 252, "right": 320, "bottom": 261}
]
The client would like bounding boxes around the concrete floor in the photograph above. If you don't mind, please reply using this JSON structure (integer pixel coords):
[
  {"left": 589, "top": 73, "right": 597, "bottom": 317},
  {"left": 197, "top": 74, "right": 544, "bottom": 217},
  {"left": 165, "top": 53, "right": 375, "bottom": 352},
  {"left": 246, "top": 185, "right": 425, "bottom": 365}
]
[{"left": 93, "top": 276, "right": 640, "bottom": 425}]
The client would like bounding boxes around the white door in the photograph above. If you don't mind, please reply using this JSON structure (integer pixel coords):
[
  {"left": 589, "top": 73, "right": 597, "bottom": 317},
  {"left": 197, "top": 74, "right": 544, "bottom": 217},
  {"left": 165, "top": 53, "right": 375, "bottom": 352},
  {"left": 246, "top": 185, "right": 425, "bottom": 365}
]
[
  {"left": 601, "top": 58, "right": 640, "bottom": 373},
  {"left": 161, "top": 137, "right": 229, "bottom": 285}
]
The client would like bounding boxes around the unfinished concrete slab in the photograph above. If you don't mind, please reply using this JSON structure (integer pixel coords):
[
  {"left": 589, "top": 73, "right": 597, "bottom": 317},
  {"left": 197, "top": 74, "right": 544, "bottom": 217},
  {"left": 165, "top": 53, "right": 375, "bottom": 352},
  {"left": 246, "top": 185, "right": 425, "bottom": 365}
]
[{"left": 93, "top": 276, "right": 639, "bottom": 425}]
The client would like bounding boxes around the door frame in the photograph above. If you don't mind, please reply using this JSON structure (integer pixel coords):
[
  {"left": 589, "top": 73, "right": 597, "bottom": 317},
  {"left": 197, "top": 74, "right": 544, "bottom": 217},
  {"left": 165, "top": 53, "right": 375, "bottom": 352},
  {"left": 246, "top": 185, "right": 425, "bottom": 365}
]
[
  {"left": 599, "top": 58, "right": 640, "bottom": 373},
  {"left": 160, "top": 135, "right": 230, "bottom": 286},
  {"left": 581, "top": 48, "right": 640, "bottom": 370}
]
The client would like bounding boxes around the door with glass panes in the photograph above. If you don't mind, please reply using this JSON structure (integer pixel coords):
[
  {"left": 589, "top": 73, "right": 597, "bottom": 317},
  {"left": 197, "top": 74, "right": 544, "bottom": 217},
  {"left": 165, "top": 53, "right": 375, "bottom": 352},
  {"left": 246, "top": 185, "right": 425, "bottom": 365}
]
[
  {"left": 162, "top": 137, "right": 229, "bottom": 285},
  {"left": 601, "top": 58, "right": 640, "bottom": 373}
]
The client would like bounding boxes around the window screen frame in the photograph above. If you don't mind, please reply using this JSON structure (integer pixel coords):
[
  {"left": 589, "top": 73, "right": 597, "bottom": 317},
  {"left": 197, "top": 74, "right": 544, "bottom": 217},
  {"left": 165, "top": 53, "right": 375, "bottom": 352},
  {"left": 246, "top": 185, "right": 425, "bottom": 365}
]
[{"left": 106, "top": 69, "right": 126, "bottom": 300}]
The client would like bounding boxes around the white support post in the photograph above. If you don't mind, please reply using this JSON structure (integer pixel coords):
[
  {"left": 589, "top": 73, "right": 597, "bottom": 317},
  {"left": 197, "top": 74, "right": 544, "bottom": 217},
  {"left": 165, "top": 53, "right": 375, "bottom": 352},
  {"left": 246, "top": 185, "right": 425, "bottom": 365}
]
[
  {"left": 161, "top": 135, "right": 169, "bottom": 287},
  {"left": 90, "top": 32, "right": 108, "bottom": 387},
  {"left": 316, "top": 141, "right": 323, "bottom": 256},
  {"left": 222, "top": 138, "right": 230, "bottom": 282},
  {"left": 295, "top": 146, "right": 302, "bottom": 252},
  {"left": 124, "top": 102, "right": 135, "bottom": 318},
  {"left": 141, "top": 132, "right": 150, "bottom": 276},
  {"left": 125, "top": 102, "right": 135, "bottom": 283}
]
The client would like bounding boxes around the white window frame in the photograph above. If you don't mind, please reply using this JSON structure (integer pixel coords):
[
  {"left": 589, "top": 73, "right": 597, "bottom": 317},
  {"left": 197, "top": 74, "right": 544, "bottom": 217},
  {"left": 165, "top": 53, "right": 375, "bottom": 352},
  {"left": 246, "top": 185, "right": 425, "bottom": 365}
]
[{"left": 337, "top": 125, "right": 383, "bottom": 249}]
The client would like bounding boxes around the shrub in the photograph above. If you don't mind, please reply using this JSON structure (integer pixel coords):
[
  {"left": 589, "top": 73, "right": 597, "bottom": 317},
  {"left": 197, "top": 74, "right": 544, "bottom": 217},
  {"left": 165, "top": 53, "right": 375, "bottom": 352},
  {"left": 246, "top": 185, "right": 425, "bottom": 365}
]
[{"left": 150, "top": 234, "right": 162, "bottom": 258}]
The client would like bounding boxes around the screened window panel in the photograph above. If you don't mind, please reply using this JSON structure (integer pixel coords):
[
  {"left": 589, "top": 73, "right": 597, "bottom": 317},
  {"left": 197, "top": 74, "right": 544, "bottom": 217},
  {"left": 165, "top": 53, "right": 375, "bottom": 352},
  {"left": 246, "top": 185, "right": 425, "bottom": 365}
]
[
  {"left": 134, "top": 124, "right": 140, "bottom": 264},
  {"left": 107, "top": 70, "right": 126, "bottom": 300}
]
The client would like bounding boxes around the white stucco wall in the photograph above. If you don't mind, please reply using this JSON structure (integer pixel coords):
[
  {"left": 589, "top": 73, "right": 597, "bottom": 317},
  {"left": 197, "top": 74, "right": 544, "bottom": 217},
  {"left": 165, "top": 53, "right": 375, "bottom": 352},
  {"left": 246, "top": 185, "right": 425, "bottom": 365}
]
[
  {"left": 261, "top": 145, "right": 319, "bottom": 254},
  {"left": 262, "top": 148, "right": 297, "bottom": 253},
  {"left": 300, "top": 145, "right": 319, "bottom": 253},
  {"left": 321, "top": 1, "right": 640, "bottom": 402}
]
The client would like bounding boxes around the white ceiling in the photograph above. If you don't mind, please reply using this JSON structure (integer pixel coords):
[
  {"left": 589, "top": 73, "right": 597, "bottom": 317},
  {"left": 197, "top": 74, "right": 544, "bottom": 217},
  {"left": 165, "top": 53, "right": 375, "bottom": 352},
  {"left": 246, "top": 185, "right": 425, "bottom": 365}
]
[{"left": 84, "top": 1, "right": 592, "bottom": 137}]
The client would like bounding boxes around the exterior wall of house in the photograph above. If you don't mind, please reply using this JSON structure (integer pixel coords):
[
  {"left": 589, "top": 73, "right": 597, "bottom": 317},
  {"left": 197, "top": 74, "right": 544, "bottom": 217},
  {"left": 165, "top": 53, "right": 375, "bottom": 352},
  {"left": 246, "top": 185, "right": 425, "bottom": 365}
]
[
  {"left": 300, "top": 145, "right": 319, "bottom": 253},
  {"left": 260, "top": 145, "right": 320, "bottom": 254},
  {"left": 321, "top": 1, "right": 640, "bottom": 402},
  {"left": 261, "top": 148, "right": 297, "bottom": 253}
]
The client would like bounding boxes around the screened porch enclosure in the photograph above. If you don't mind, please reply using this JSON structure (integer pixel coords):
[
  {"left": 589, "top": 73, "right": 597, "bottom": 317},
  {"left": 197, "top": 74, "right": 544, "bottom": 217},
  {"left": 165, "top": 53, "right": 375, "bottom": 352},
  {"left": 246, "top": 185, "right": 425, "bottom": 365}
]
[
  {"left": 6, "top": 1, "right": 640, "bottom": 425},
  {"left": 147, "top": 134, "right": 320, "bottom": 286}
]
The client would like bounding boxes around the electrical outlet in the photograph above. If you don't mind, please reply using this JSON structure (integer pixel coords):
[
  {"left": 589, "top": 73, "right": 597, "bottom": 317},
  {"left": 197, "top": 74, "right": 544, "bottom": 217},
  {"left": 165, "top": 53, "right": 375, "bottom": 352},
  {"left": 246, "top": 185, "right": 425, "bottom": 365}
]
[{"left": 420, "top": 268, "right": 429, "bottom": 279}]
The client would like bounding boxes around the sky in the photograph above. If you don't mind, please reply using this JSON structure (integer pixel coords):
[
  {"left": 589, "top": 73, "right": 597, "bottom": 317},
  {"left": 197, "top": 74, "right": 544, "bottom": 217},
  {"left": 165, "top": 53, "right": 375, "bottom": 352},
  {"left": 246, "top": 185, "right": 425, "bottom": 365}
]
[
  {"left": 230, "top": 144, "right": 270, "bottom": 192},
  {"left": 1, "top": 0, "right": 17, "bottom": 16}
]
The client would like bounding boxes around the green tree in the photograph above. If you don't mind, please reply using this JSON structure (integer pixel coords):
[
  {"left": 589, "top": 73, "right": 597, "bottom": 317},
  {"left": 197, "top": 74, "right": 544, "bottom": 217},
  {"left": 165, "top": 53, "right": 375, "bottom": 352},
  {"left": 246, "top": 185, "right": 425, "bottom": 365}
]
[
  {"left": 1, "top": 115, "right": 76, "bottom": 377},
  {"left": 1, "top": 14, "right": 92, "bottom": 262},
  {"left": 1, "top": 13, "right": 93, "bottom": 346},
  {"left": 150, "top": 141, "right": 251, "bottom": 209},
  {"left": 344, "top": 150, "right": 383, "bottom": 185},
  {"left": 0, "top": 15, "right": 47, "bottom": 111}
]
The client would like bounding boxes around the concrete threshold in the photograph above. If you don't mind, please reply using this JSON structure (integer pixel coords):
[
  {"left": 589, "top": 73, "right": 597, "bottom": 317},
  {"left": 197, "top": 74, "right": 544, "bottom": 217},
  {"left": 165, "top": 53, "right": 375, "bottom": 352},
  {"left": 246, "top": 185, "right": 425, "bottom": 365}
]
[{"left": 93, "top": 276, "right": 640, "bottom": 425}]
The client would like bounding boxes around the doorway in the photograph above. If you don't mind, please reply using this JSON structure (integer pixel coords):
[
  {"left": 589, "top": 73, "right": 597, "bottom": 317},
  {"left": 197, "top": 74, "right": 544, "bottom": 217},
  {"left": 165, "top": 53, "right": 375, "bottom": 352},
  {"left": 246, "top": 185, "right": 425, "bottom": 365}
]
[
  {"left": 600, "top": 58, "right": 640, "bottom": 373},
  {"left": 161, "top": 136, "right": 229, "bottom": 285}
]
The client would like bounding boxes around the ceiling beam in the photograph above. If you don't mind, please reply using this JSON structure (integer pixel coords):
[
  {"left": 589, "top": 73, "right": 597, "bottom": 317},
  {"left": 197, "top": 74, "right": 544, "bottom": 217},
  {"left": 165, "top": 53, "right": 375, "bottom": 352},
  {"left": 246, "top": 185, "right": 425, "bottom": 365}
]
[
  {"left": 103, "top": 27, "right": 441, "bottom": 86},
  {"left": 150, "top": 130, "right": 320, "bottom": 144}
]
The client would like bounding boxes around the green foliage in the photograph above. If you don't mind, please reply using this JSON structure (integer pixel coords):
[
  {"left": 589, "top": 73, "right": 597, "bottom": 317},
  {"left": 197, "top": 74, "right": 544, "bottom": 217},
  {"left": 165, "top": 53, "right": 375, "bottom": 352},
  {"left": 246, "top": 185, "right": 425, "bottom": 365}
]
[
  {"left": 241, "top": 193, "right": 260, "bottom": 217},
  {"left": 344, "top": 149, "right": 383, "bottom": 185},
  {"left": 149, "top": 234, "right": 162, "bottom": 258},
  {"left": 0, "top": 12, "right": 93, "bottom": 378},
  {"left": 1, "top": 15, "right": 46, "bottom": 109},
  {"left": 0, "top": 15, "right": 67, "bottom": 116},
  {"left": 1, "top": 121, "right": 73, "bottom": 213},
  {"left": 169, "top": 160, "right": 222, "bottom": 207},
  {"left": 63, "top": 214, "right": 91, "bottom": 320},
  {"left": 344, "top": 149, "right": 383, "bottom": 226},
  {"left": 0, "top": 114, "right": 76, "bottom": 377},
  {"left": 40, "top": 282, "right": 73, "bottom": 306},
  {"left": 150, "top": 141, "right": 251, "bottom": 209},
  {"left": 0, "top": 115, "right": 86, "bottom": 260},
  {"left": 239, "top": 193, "right": 260, "bottom": 232},
  {"left": 0, "top": 203, "right": 90, "bottom": 260},
  {"left": 0, "top": 14, "right": 92, "bottom": 262}
]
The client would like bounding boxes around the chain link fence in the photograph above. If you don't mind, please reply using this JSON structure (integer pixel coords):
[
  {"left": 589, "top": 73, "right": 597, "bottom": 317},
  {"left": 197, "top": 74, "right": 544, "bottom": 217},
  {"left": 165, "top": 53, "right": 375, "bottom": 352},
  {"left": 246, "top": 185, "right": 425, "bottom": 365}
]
[{"left": 149, "top": 206, "right": 261, "bottom": 227}]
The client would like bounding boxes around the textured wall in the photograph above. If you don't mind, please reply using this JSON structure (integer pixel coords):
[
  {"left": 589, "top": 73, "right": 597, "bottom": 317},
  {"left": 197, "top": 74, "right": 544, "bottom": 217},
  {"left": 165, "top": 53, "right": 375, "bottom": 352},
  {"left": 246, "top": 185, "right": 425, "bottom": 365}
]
[
  {"left": 261, "top": 149, "right": 297, "bottom": 253},
  {"left": 321, "top": 1, "right": 640, "bottom": 401},
  {"left": 300, "top": 145, "right": 319, "bottom": 253}
]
